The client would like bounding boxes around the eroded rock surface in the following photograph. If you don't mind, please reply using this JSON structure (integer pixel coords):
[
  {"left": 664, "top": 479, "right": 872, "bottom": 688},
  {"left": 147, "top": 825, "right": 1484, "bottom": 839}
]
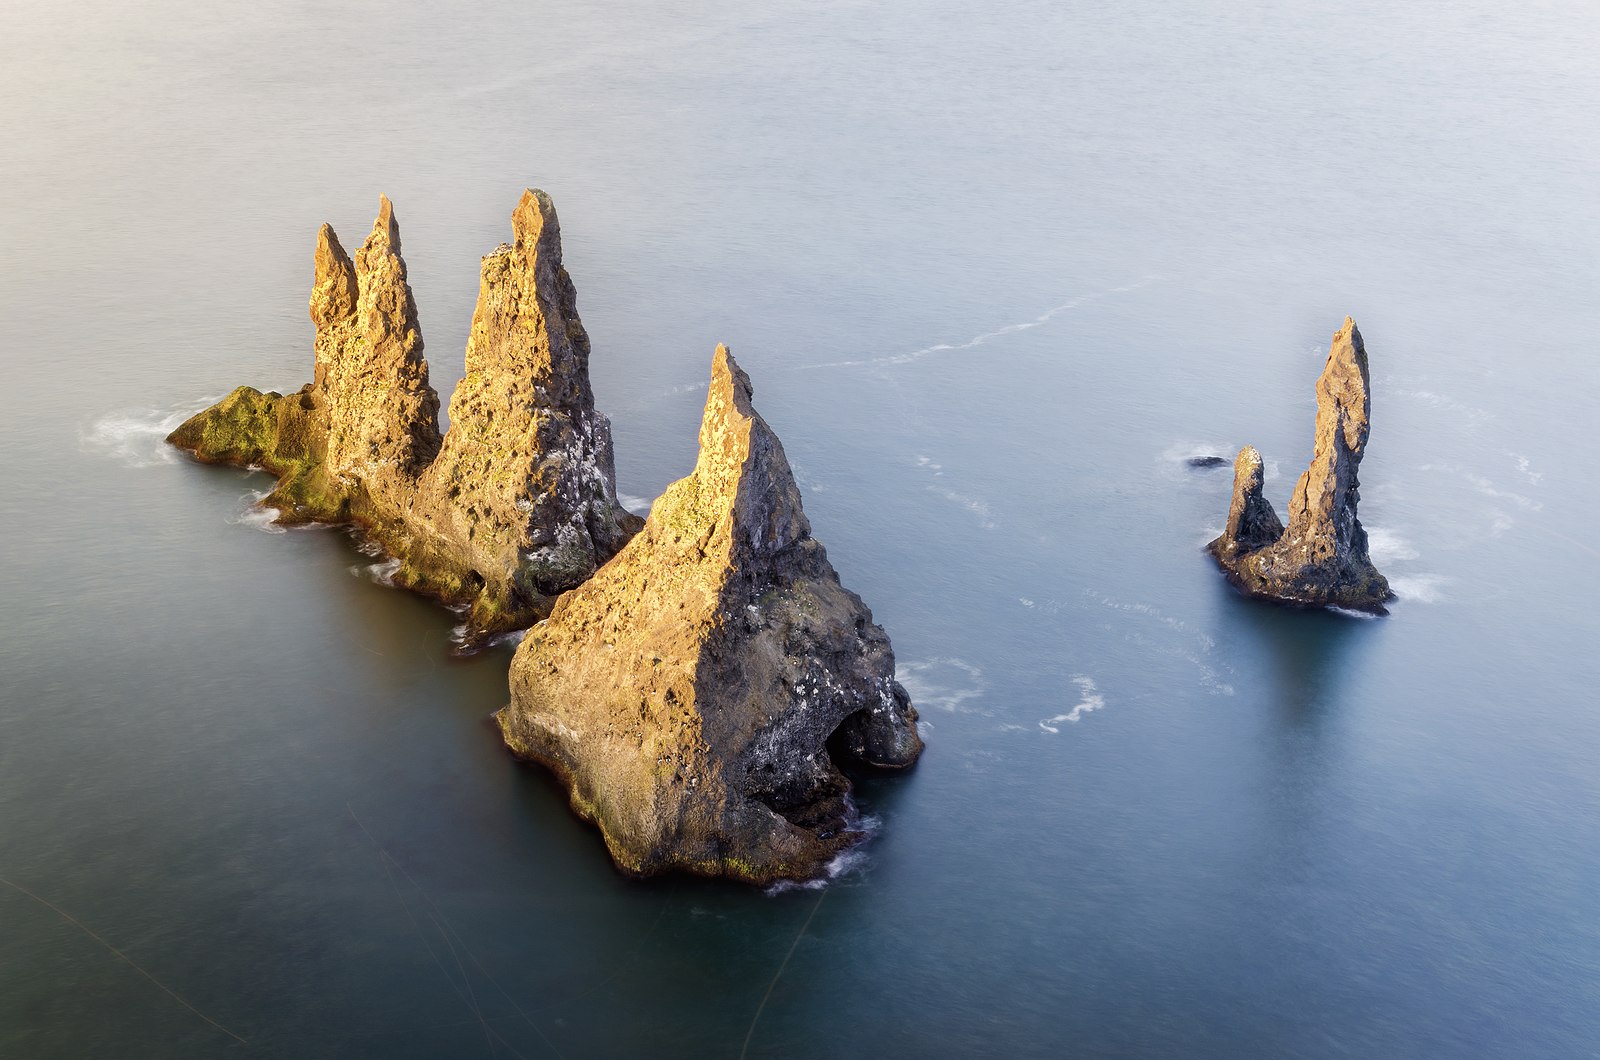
[
  {"left": 169, "top": 199, "right": 441, "bottom": 524},
  {"left": 403, "top": 190, "right": 641, "bottom": 633},
  {"left": 168, "top": 191, "right": 636, "bottom": 643},
  {"left": 496, "top": 345, "right": 922, "bottom": 883},
  {"left": 1207, "top": 317, "right": 1393, "bottom": 612}
]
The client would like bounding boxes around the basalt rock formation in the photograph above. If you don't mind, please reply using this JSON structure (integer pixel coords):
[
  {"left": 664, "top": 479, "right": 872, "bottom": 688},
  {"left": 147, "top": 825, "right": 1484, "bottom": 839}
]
[
  {"left": 168, "top": 198, "right": 441, "bottom": 525},
  {"left": 403, "top": 190, "right": 641, "bottom": 633},
  {"left": 1207, "top": 317, "right": 1393, "bottom": 612},
  {"left": 168, "top": 191, "right": 638, "bottom": 643},
  {"left": 496, "top": 345, "right": 923, "bottom": 884}
]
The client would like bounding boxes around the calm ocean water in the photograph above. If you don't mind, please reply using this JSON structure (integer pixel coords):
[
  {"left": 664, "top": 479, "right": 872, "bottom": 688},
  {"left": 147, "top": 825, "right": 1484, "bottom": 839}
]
[{"left": 4, "top": 1, "right": 1599, "bottom": 1056}]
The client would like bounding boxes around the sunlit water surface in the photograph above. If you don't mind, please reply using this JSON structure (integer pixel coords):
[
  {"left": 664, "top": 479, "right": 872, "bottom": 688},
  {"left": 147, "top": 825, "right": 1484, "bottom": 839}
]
[{"left": 3, "top": 1, "right": 1599, "bottom": 1056}]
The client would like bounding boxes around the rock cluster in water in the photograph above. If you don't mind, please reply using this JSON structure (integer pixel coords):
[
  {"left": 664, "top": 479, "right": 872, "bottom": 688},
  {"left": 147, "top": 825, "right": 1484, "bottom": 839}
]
[
  {"left": 168, "top": 190, "right": 641, "bottom": 644},
  {"left": 496, "top": 346, "right": 923, "bottom": 884},
  {"left": 170, "top": 193, "right": 922, "bottom": 882},
  {"left": 1207, "top": 317, "right": 1393, "bottom": 612}
]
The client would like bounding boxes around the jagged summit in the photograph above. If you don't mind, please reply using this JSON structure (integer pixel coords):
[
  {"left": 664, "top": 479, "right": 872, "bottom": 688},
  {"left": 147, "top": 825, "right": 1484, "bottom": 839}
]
[
  {"left": 406, "top": 188, "right": 640, "bottom": 633},
  {"left": 167, "top": 190, "right": 637, "bottom": 645},
  {"left": 1208, "top": 317, "right": 1393, "bottom": 612},
  {"left": 496, "top": 345, "right": 922, "bottom": 884}
]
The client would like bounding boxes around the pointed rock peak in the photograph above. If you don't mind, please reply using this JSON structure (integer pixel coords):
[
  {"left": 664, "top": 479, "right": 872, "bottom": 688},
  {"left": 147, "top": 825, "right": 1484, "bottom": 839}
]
[
  {"left": 1335, "top": 315, "right": 1366, "bottom": 367},
  {"left": 1207, "top": 319, "right": 1391, "bottom": 612},
  {"left": 694, "top": 345, "right": 809, "bottom": 558},
  {"left": 371, "top": 193, "right": 400, "bottom": 252},
  {"left": 1212, "top": 445, "right": 1283, "bottom": 562},
  {"left": 706, "top": 343, "right": 755, "bottom": 426},
  {"left": 496, "top": 342, "right": 920, "bottom": 883},
  {"left": 310, "top": 223, "right": 358, "bottom": 328},
  {"left": 1319, "top": 315, "right": 1372, "bottom": 454},
  {"left": 1234, "top": 444, "right": 1263, "bottom": 479},
  {"left": 511, "top": 188, "right": 561, "bottom": 259}
]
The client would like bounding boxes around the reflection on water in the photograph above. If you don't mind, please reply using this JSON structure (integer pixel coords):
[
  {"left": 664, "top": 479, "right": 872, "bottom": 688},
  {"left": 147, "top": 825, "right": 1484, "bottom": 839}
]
[{"left": 1225, "top": 589, "right": 1376, "bottom": 722}]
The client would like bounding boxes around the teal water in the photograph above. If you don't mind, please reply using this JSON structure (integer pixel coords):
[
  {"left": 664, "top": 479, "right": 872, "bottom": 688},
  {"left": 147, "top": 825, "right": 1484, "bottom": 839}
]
[{"left": 4, "top": 1, "right": 1599, "bottom": 1056}]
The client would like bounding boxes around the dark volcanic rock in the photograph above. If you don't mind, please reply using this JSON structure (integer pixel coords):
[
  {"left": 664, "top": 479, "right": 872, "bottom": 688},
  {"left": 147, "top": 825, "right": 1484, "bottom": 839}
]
[
  {"left": 1186, "top": 455, "right": 1229, "bottom": 469},
  {"left": 1207, "top": 317, "right": 1393, "bottom": 612},
  {"left": 167, "top": 191, "right": 637, "bottom": 644},
  {"left": 495, "top": 345, "right": 923, "bottom": 884}
]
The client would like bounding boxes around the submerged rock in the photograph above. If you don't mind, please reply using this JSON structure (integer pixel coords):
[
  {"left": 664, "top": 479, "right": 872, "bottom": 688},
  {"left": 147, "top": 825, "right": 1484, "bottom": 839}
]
[
  {"left": 496, "top": 345, "right": 922, "bottom": 884},
  {"left": 1207, "top": 317, "right": 1393, "bottom": 612},
  {"left": 1185, "top": 455, "right": 1229, "bottom": 469},
  {"left": 168, "top": 191, "right": 637, "bottom": 643}
]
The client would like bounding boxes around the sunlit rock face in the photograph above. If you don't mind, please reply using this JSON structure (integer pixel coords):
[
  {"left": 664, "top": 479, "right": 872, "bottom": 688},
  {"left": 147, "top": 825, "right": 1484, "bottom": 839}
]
[
  {"left": 496, "top": 346, "right": 923, "bottom": 885},
  {"left": 167, "top": 191, "right": 638, "bottom": 645},
  {"left": 406, "top": 189, "right": 641, "bottom": 635},
  {"left": 1208, "top": 317, "right": 1393, "bottom": 612}
]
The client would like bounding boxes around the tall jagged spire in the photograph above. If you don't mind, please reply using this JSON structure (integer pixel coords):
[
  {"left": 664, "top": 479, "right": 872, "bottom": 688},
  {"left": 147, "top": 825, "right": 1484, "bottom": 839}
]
[
  {"left": 408, "top": 188, "right": 640, "bottom": 637},
  {"left": 169, "top": 189, "right": 633, "bottom": 644},
  {"left": 496, "top": 345, "right": 922, "bottom": 884},
  {"left": 1208, "top": 318, "right": 1392, "bottom": 612}
]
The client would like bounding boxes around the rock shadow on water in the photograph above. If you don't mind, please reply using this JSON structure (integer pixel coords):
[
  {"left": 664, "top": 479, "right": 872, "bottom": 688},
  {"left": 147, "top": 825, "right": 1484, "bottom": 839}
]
[{"left": 1216, "top": 580, "right": 1376, "bottom": 721}]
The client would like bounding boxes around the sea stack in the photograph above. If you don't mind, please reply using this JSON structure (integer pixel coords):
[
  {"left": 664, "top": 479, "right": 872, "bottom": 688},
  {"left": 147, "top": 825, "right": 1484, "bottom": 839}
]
[
  {"left": 1207, "top": 317, "right": 1393, "bottom": 612},
  {"left": 398, "top": 190, "right": 642, "bottom": 635},
  {"left": 167, "top": 191, "right": 638, "bottom": 644},
  {"left": 496, "top": 345, "right": 923, "bottom": 884}
]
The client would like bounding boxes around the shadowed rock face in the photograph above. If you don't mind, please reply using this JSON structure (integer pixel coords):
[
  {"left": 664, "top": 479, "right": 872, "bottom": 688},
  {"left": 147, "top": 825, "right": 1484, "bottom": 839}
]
[
  {"left": 496, "top": 345, "right": 922, "bottom": 884},
  {"left": 1207, "top": 317, "right": 1393, "bottom": 612},
  {"left": 167, "top": 191, "right": 638, "bottom": 644}
]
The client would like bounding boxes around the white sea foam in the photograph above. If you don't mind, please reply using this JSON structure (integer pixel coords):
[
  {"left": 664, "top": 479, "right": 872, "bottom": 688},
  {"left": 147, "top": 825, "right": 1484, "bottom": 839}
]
[
  {"left": 1507, "top": 452, "right": 1543, "bottom": 485},
  {"left": 1419, "top": 463, "right": 1542, "bottom": 517},
  {"left": 1083, "top": 589, "right": 1234, "bottom": 695},
  {"left": 765, "top": 812, "right": 882, "bottom": 894},
  {"left": 488, "top": 628, "right": 528, "bottom": 649},
  {"left": 914, "top": 455, "right": 997, "bottom": 528},
  {"left": 794, "top": 275, "right": 1163, "bottom": 371},
  {"left": 616, "top": 492, "right": 653, "bottom": 515},
  {"left": 350, "top": 533, "right": 386, "bottom": 558},
  {"left": 1389, "top": 574, "right": 1447, "bottom": 604},
  {"left": 1394, "top": 389, "right": 1491, "bottom": 422},
  {"left": 929, "top": 486, "right": 997, "bottom": 529},
  {"left": 229, "top": 490, "right": 287, "bottom": 534},
  {"left": 1328, "top": 606, "right": 1382, "bottom": 621},
  {"left": 898, "top": 657, "right": 986, "bottom": 714},
  {"left": 352, "top": 557, "right": 402, "bottom": 586},
  {"left": 1365, "top": 526, "right": 1419, "bottom": 563},
  {"left": 79, "top": 398, "right": 219, "bottom": 468},
  {"left": 1039, "top": 675, "right": 1106, "bottom": 733}
]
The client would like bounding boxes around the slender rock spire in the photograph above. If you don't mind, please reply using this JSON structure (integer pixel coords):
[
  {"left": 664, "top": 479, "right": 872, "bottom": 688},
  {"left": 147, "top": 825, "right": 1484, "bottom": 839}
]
[
  {"left": 1208, "top": 317, "right": 1393, "bottom": 612},
  {"left": 406, "top": 189, "right": 641, "bottom": 637}
]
